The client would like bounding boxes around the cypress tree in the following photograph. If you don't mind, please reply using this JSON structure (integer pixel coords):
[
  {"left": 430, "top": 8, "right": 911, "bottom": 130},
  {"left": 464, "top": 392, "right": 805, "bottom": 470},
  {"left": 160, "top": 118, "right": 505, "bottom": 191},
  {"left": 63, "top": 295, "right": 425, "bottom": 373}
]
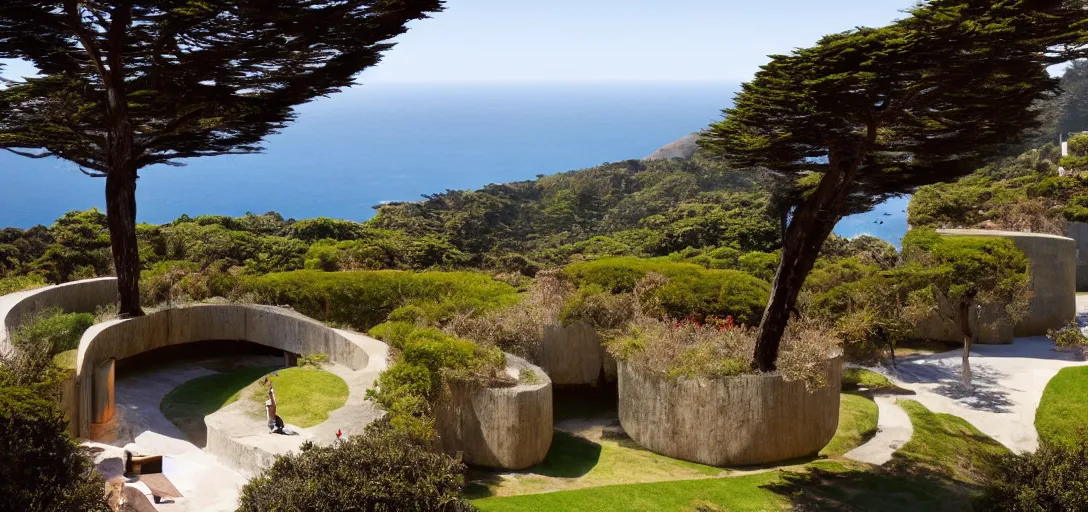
[
  {"left": 702, "top": 0, "right": 1087, "bottom": 370},
  {"left": 0, "top": 1, "right": 443, "bottom": 316}
]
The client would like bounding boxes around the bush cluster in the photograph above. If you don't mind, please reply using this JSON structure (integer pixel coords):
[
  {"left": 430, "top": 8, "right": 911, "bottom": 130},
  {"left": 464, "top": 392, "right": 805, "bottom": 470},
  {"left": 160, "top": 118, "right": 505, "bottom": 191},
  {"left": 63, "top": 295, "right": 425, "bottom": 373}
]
[
  {"left": 12, "top": 307, "right": 95, "bottom": 355},
  {"left": 238, "top": 270, "right": 519, "bottom": 331},
  {"left": 980, "top": 437, "right": 1088, "bottom": 512},
  {"left": 237, "top": 420, "right": 473, "bottom": 512},
  {"left": 560, "top": 257, "right": 770, "bottom": 325}
]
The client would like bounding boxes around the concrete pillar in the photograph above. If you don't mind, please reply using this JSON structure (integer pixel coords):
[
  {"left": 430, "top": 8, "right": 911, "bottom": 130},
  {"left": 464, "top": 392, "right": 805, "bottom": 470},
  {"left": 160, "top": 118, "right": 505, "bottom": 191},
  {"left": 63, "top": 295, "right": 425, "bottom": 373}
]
[
  {"left": 92, "top": 358, "right": 115, "bottom": 424},
  {"left": 284, "top": 350, "right": 299, "bottom": 367}
]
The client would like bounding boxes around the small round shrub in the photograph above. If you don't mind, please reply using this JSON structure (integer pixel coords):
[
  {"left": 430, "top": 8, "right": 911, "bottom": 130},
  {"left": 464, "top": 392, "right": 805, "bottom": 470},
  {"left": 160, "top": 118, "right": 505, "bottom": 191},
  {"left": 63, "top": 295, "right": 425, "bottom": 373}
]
[
  {"left": 980, "top": 436, "right": 1088, "bottom": 512},
  {"left": 12, "top": 307, "right": 95, "bottom": 354}
]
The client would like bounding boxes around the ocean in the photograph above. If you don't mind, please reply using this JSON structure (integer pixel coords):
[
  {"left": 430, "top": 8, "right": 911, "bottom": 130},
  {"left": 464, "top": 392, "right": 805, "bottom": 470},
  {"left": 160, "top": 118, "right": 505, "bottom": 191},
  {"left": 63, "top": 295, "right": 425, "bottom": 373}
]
[{"left": 0, "top": 82, "right": 907, "bottom": 244}]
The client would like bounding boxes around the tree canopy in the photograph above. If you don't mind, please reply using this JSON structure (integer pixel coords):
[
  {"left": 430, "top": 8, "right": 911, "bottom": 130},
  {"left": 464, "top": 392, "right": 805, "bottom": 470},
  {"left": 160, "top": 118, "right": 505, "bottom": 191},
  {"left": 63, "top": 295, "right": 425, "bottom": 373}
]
[
  {"left": 701, "top": 0, "right": 1088, "bottom": 370},
  {"left": 0, "top": 0, "right": 444, "bottom": 316}
]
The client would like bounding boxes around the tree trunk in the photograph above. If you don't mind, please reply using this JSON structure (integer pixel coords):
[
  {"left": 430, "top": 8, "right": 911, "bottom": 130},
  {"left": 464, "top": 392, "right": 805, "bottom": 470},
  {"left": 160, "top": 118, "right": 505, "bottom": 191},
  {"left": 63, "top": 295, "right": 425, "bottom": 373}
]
[
  {"left": 105, "top": 166, "right": 143, "bottom": 317},
  {"left": 959, "top": 301, "right": 974, "bottom": 388},
  {"left": 752, "top": 146, "right": 861, "bottom": 371}
]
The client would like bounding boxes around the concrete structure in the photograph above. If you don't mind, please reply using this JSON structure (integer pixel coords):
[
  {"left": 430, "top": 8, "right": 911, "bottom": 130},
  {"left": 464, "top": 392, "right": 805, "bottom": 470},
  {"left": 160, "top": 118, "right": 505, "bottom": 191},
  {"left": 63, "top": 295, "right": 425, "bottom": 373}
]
[
  {"left": 75, "top": 304, "right": 371, "bottom": 438},
  {"left": 914, "top": 303, "right": 1014, "bottom": 344},
  {"left": 617, "top": 356, "right": 842, "bottom": 466},
  {"left": 0, "top": 277, "right": 116, "bottom": 355},
  {"left": 913, "top": 230, "right": 1076, "bottom": 343},
  {"left": 538, "top": 322, "right": 616, "bottom": 386},
  {"left": 435, "top": 354, "right": 553, "bottom": 470},
  {"left": 1066, "top": 222, "right": 1088, "bottom": 292}
]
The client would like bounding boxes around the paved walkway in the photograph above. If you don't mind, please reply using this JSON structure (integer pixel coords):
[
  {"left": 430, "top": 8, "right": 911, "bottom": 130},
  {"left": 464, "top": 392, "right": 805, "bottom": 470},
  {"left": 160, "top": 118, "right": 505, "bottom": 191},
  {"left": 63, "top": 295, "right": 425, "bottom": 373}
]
[{"left": 844, "top": 395, "right": 913, "bottom": 465}]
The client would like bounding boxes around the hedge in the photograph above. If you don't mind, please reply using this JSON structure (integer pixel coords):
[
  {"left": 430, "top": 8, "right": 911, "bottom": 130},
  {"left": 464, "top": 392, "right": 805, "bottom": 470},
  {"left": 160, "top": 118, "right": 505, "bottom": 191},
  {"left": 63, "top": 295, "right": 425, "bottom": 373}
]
[{"left": 239, "top": 270, "right": 519, "bottom": 331}]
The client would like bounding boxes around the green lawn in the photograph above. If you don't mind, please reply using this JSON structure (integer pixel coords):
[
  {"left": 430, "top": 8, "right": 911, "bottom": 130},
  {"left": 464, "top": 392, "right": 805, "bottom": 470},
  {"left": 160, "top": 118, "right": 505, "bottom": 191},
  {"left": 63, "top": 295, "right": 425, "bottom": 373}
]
[
  {"left": 842, "top": 368, "right": 893, "bottom": 390},
  {"left": 819, "top": 393, "right": 879, "bottom": 457},
  {"left": 160, "top": 365, "right": 348, "bottom": 444},
  {"left": 473, "top": 398, "right": 1004, "bottom": 511},
  {"left": 891, "top": 400, "right": 1009, "bottom": 486},
  {"left": 161, "top": 365, "right": 276, "bottom": 444},
  {"left": 471, "top": 470, "right": 786, "bottom": 512},
  {"left": 245, "top": 367, "right": 349, "bottom": 428},
  {"left": 1036, "top": 366, "right": 1088, "bottom": 447}
]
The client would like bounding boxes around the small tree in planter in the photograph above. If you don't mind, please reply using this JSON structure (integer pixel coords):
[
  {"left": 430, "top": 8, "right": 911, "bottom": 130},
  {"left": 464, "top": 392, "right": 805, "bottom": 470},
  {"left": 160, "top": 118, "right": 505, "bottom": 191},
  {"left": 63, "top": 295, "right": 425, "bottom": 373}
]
[{"left": 901, "top": 229, "right": 1032, "bottom": 387}]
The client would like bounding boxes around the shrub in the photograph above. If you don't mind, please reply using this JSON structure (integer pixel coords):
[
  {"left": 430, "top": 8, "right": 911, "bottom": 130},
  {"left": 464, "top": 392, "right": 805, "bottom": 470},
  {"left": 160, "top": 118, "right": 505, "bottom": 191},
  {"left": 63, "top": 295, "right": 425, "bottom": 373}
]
[
  {"left": 237, "top": 420, "right": 473, "bottom": 512},
  {"left": 12, "top": 307, "right": 95, "bottom": 355},
  {"left": 297, "top": 353, "right": 329, "bottom": 368},
  {"left": 608, "top": 315, "right": 839, "bottom": 389},
  {"left": 0, "top": 273, "right": 46, "bottom": 296},
  {"left": 559, "top": 285, "right": 637, "bottom": 332},
  {"left": 980, "top": 436, "right": 1088, "bottom": 512},
  {"left": 444, "top": 272, "right": 569, "bottom": 358},
  {"left": 561, "top": 257, "right": 770, "bottom": 324},
  {"left": 238, "top": 270, "right": 519, "bottom": 331},
  {"left": 1048, "top": 321, "right": 1088, "bottom": 349}
]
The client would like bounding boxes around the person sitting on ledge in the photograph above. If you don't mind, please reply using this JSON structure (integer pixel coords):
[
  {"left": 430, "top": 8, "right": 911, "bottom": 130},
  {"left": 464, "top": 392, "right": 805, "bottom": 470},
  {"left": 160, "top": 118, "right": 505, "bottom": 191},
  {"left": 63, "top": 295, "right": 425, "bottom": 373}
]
[{"left": 266, "top": 385, "right": 285, "bottom": 435}]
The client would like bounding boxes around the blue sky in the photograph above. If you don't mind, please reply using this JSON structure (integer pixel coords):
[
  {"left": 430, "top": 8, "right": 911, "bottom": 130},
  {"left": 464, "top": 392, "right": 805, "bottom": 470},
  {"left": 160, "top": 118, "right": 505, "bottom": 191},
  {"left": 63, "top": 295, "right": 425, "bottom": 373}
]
[{"left": 2, "top": 1, "right": 920, "bottom": 84}]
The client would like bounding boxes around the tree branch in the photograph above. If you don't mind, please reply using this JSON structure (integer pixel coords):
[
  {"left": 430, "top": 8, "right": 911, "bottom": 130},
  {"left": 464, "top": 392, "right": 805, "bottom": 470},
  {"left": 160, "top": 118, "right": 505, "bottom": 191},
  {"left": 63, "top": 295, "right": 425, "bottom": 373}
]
[
  {"left": 78, "top": 167, "right": 108, "bottom": 178},
  {"left": 63, "top": 0, "right": 111, "bottom": 80},
  {"left": 2, "top": 148, "right": 54, "bottom": 159}
]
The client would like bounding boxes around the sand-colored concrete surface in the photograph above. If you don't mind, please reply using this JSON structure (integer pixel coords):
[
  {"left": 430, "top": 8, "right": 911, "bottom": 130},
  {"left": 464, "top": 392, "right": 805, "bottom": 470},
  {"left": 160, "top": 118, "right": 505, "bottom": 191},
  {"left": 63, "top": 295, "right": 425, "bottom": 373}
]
[
  {"left": 435, "top": 354, "right": 553, "bottom": 470},
  {"left": 617, "top": 356, "right": 843, "bottom": 467},
  {"left": 844, "top": 396, "right": 913, "bottom": 466},
  {"left": 874, "top": 332, "right": 1088, "bottom": 453},
  {"left": 539, "top": 322, "right": 607, "bottom": 386}
]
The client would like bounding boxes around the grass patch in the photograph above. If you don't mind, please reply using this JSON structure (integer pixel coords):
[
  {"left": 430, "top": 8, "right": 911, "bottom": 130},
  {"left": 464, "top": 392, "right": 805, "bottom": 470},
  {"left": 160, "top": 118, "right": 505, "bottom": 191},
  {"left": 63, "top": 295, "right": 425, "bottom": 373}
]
[
  {"left": 891, "top": 399, "right": 1009, "bottom": 486},
  {"left": 471, "top": 470, "right": 786, "bottom": 512},
  {"left": 1035, "top": 366, "right": 1088, "bottom": 447},
  {"left": 819, "top": 393, "right": 879, "bottom": 457},
  {"left": 244, "top": 367, "right": 349, "bottom": 428},
  {"left": 842, "top": 368, "right": 893, "bottom": 390},
  {"left": 467, "top": 430, "right": 724, "bottom": 499},
  {"left": 161, "top": 366, "right": 276, "bottom": 443},
  {"left": 768, "top": 460, "right": 974, "bottom": 512}
]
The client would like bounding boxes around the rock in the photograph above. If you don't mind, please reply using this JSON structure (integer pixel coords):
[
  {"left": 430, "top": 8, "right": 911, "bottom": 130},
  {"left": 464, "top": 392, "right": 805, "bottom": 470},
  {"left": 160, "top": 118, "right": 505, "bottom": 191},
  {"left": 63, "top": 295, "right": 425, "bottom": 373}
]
[{"left": 644, "top": 133, "right": 700, "bottom": 161}]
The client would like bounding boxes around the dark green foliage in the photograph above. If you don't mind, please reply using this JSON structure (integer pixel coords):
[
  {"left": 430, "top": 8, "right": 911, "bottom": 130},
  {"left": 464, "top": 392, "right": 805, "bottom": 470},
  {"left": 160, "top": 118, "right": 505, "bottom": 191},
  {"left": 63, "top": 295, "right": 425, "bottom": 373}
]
[
  {"left": 980, "top": 437, "right": 1088, "bottom": 512},
  {"left": 561, "top": 257, "right": 770, "bottom": 325},
  {"left": 237, "top": 420, "right": 473, "bottom": 512},
  {"left": 0, "top": 383, "right": 109, "bottom": 512},
  {"left": 287, "top": 217, "right": 368, "bottom": 242},
  {"left": 240, "top": 270, "right": 519, "bottom": 331},
  {"left": 0, "top": 274, "right": 46, "bottom": 295},
  {"left": 30, "top": 209, "right": 112, "bottom": 283},
  {"left": 11, "top": 308, "right": 95, "bottom": 355}
]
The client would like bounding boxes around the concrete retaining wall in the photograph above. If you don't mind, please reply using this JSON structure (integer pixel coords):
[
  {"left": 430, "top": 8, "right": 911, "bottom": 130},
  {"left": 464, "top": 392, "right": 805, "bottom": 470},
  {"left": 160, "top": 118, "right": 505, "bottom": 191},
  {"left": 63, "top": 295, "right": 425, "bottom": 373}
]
[
  {"left": 1067, "top": 222, "right": 1088, "bottom": 292},
  {"left": 0, "top": 277, "right": 116, "bottom": 355},
  {"left": 913, "top": 230, "right": 1076, "bottom": 342},
  {"left": 617, "top": 356, "right": 842, "bottom": 467},
  {"left": 538, "top": 322, "right": 615, "bottom": 386},
  {"left": 75, "top": 304, "right": 370, "bottom": 438},
  {"left": 435, "top": 354, "right": 553, "bottom": 470}
]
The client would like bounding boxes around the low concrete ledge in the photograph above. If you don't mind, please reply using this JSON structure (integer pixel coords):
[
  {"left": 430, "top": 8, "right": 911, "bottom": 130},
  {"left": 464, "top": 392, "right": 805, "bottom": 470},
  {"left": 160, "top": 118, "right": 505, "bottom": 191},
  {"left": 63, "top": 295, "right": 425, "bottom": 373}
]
[
  {"left": 76, "top": 304, "right": 371, "bottom": 438},
  {"left": 0, "top": 277, "right": 116, "bottom": 355},
  {"left": 435, "top": 354, "right": 553, "bottom": 470},
  {"left": 617, "top": 356, "right": 842, "bottom": 467}
]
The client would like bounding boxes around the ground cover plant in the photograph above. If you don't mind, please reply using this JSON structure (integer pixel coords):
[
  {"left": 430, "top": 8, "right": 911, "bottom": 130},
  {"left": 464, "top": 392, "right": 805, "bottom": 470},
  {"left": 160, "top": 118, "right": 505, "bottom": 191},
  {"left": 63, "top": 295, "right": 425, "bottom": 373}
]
[
  {"left": 819, "top": 393, "right": 879, "bottom": 458},
  {"left": 11, "top": 307, "right": 95, "bottom": 356}
]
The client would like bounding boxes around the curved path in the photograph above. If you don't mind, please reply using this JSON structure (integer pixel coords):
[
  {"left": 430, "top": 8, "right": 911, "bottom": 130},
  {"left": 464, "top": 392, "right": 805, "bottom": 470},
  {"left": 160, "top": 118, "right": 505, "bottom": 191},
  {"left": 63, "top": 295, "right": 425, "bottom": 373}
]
[{"left": 844, "top": 396, "right": 913, "bottom": 465}]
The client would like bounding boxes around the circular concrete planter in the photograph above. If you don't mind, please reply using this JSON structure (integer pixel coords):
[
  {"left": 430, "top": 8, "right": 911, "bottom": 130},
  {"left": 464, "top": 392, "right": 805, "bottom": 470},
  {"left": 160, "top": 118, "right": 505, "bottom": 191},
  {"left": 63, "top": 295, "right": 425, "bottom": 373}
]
[
  {"left": 617, "top": 355, "right": 842, "bottom": 466},
  {"left": 435, "top": 354, "right": 553, "bottom": 470},
  {"left": 0, "top": 277, "right": 116, "bottom": 355},
  {"left": 538, "top": 322, "right": 616, "bottom": 386}
]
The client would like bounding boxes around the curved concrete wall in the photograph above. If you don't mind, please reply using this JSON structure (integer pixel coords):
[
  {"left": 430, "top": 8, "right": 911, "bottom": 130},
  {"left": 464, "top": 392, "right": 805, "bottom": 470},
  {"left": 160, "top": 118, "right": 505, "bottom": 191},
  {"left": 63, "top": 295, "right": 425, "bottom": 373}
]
[
  {"left": 0, "top": 277, "right": 116, "bottom": 355},
  {"left": 1066, "top": 222, "right": 1088, "bottom": 292},
  {"left": 617, "top": 356, "right": 842, "bottom": 467},
  {"left": 435, "top": 354, "right": 553, "bottom": 470},
  {"left": 914, "top": 230, "right": 1076, "bottom": 341},
  {"left": 75, "top": 304, "right": 370, "bottom": 438},
  {"left": 538, "top": 322, "right": 616, "bottom": 386}
]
